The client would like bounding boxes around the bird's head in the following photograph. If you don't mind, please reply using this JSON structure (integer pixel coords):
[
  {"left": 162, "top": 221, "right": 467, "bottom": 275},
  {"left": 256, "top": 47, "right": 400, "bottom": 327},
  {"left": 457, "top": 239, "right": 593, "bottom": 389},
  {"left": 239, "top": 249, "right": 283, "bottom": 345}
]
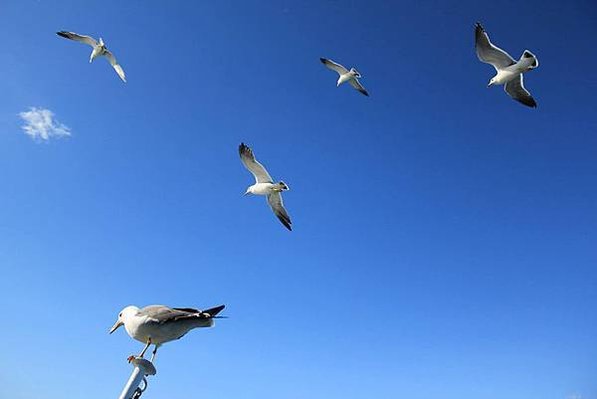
[
  {"left": 109, "top": 305, "right": 138, "bottom": 334},
  {"left": 244, "top": 187, "right": 252, "bottom": 196},
  {"left": 487, "top": 78, "right": 496, "bottom": 87}
]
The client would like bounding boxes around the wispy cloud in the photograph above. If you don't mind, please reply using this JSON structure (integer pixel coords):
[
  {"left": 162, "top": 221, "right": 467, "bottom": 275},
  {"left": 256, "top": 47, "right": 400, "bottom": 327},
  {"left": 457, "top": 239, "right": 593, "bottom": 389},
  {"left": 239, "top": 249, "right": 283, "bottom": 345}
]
[{"left": 19, "top": 107, "right": 71, "bottom": 141}]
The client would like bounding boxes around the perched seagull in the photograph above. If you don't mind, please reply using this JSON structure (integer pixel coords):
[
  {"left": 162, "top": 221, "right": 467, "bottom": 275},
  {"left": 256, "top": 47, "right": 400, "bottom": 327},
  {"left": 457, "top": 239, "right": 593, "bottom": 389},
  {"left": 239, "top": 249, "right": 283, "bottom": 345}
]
[
  {"left": 320, "top": 58, "right": 369, "bottom": 96},
  {"left": 57, "top": 31, "right": 126, "bottom": 83},
  {"left": 109, "top": 304, "right": 225, "bottom": 361},
  {"left": 239, "top": 143, "right": 292, "bottom": 231},
  {"left": 475, "top": 22, "right": 538, "bottom": 107}
]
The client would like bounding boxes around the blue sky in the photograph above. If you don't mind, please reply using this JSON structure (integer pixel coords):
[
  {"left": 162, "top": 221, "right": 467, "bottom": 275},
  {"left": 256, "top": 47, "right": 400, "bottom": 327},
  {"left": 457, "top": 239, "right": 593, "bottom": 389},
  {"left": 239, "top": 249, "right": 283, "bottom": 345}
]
[{"left": 0, "top": 0, "right": 596, "bottom": 398}]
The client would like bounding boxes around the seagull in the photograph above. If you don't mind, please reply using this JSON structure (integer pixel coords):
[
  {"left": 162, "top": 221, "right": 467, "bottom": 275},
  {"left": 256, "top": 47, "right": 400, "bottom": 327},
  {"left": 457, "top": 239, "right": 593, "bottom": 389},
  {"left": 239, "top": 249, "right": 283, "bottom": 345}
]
[
  {"left": 239, "top": 143, "right": 292, "bottom": 231},
  {"left": 57, "top": 31, "right": 126, "bottom": 83},
  {"left": 475, "top": 22, "right": 538, "bottom": 107},
  {"left": 320, "top": 58, "right": 369, "bottom": 96},
  {"left": 109, "top": 304, "right": 225, "bottom": 361}
]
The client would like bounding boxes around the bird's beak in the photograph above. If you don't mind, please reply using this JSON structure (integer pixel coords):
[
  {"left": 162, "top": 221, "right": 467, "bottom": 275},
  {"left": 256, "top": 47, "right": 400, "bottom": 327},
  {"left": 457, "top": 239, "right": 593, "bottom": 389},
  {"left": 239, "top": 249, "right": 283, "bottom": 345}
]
[
  {"left": 244, "top": 192, "right": 250, "bottom": 196},
  {"left": 109, "top": 320, "right": 124, "bottom": 334},
  {"left": 487, "top": 82, "right": 492, "bottom": 88}
]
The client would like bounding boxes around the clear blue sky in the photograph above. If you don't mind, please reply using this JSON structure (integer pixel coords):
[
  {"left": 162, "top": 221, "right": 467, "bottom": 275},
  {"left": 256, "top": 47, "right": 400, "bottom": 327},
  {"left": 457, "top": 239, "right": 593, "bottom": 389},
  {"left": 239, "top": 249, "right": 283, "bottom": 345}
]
[{"left": 0, "top": 1, "right": 596, "bottom": 398}]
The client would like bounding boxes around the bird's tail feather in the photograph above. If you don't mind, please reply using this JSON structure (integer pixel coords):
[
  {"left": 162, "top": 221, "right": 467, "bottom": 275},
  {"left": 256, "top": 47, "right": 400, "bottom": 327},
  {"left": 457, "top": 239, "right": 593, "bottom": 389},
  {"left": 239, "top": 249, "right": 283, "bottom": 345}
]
[{"left": 521, "top": 50, "right": 539, "bottom": 68}]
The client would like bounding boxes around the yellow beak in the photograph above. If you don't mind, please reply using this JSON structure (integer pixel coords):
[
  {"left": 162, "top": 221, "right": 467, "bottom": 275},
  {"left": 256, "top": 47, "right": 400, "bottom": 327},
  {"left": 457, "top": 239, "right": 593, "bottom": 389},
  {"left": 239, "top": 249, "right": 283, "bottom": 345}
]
[{"left": 109, "top": 320, "right": 124, "bottom": 334}]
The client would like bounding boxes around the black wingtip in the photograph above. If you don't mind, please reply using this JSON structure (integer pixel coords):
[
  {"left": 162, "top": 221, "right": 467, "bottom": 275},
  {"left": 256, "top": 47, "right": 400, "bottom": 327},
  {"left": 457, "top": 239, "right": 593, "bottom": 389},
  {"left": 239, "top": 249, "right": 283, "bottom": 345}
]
[
  {"left": 320, "top": 57, "right": 327, "bottom": 64},
  {"left": 525, "top": 97, "right": 538, "bottom": 108},
  {"left": 56, "top": 31, "right": 69, "bottom": 38},
  {"left": 204, "top": 304, "right": 226, "bottom": 317},
  {"left": 277, "top": 216, "right": 292, "bottom": 231},
  {"left": 475, "top": 22, "right": 485, "bottom": 35},
  {"left": 516, "top": 98, "right": 537, "bottom": 108},
  {"left": 284, "top": 219, "right": 292, "bottom": 231}
]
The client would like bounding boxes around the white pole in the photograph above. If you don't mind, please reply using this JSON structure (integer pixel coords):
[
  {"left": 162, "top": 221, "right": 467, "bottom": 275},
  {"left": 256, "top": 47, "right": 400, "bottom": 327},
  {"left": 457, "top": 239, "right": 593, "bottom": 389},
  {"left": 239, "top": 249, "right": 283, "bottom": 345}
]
[{"left": 118, "top": 357, "right": 157, "bottom": 399}]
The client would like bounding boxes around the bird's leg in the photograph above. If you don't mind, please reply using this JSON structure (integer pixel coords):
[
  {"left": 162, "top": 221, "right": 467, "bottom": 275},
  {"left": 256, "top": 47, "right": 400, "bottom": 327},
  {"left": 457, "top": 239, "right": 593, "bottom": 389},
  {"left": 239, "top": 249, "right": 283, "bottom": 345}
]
[
  {"left": 138, "top": 338, "right": 152, "bottom": 358},
  {"left": 150, "top": 345, "right": 158, "bottom": 363}
]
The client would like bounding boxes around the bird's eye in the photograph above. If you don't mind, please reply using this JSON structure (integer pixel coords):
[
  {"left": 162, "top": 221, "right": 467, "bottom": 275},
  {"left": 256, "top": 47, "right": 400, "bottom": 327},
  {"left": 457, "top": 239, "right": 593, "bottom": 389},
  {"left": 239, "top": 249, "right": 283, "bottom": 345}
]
[{"left": 119, "top": 313, "right": 122, "bottom": 317}]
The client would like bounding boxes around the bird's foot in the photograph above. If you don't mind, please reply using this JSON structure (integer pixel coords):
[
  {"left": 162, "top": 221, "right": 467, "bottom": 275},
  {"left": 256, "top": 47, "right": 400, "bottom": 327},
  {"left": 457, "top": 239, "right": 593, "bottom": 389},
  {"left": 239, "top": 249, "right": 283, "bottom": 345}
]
[{"left": 127, "top": 355, "right": 137, "bottom": 363}]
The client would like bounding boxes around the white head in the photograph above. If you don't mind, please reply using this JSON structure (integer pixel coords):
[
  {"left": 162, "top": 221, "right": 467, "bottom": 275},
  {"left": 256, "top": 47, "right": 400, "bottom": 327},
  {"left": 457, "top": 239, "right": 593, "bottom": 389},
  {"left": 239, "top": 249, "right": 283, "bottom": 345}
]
[
  {"left": 109, "top": 305, "right": 139, "bottom": 334},
  {"left": 244, "top": 186, "right": 252, "bottom": 196},
  {"left": 487, "top": 77, "right": 497, "bottom": 87}
]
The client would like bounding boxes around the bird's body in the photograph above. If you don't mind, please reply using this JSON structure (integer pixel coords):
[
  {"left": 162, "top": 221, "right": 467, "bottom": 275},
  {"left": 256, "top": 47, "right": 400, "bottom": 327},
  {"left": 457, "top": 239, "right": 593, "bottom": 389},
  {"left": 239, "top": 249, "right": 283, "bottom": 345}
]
[
  {"left": 110, "top": 304, "right": 225, "bottom": 360},
  {"left": 89, "top": 38, "right": 107, "bottom": 63},
  {"left": 121, "top": 307, "right": 214, "bottom": 345},
  {"left": 475, "top": 22, "right": 538, "bottom": 107},
  {"left": 239, "top": 143, "right": 292, "bottom": 231},
  {"left": 247, "top": 182, "right": 288, "bottom": 196},
  {"left": 57, "top": 31, "right": 126, "bottom": 82},
  {"left": 490, "top": 65, "right": 522, "bottom": 85},
  {"left": 336, "top": 72, "right": 355, "bottom": 86},
  {"left": 320, "top": 58, "right": 369, "bottom": 96},
  {"left": 488, "top": 53, "right": 538, "bottom": 85}
]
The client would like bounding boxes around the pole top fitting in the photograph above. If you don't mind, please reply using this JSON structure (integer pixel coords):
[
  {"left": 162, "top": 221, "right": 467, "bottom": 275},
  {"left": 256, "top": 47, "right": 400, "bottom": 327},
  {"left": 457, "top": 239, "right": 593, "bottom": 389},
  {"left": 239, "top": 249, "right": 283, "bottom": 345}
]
[{"left": 129, "top": 357, "right": 157, "bottom": 376}]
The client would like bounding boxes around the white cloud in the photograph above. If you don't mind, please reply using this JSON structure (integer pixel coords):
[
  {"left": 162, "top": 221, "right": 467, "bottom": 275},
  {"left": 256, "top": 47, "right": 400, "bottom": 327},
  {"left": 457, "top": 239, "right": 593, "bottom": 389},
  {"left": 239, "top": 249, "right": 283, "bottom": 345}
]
[{"left": 19, "top": 107, "right": 71, "bottom": 141}]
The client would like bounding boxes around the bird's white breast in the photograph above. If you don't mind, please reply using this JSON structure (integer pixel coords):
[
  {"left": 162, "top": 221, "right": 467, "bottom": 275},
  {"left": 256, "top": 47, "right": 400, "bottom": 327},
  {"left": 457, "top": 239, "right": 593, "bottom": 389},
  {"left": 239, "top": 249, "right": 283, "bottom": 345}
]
[
  {"left": 124, "top": 314, "right": 152, "bottom": 343},
  {"left": 494, "top": 69, "right": 518, "bottom": 85},
  {"left": 250, "top": 183, "right": 275, "bottom": 195},
  {"left": 337, "top": 73, "right": 352, "bottom": 85}
]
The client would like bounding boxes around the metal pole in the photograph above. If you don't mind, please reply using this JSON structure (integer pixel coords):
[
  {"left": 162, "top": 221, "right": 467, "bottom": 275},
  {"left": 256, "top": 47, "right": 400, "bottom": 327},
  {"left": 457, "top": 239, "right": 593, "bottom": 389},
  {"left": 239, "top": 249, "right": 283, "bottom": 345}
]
[{"left": 118, "top": 357, "right": 157, "bottom": 399}]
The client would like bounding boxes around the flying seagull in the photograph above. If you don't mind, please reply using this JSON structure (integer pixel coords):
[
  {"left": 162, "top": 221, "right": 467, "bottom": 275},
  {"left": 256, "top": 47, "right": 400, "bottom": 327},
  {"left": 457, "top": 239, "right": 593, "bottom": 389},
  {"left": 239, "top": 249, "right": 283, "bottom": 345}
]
[
  {"left": 110, "top": 304, "right": 225, "bottom": 361},
  {"left": 475, "top": 22, "right": 538, "bottom": 107},
  {"left": 320, "top": 58, "right": 369, "bottom": 96},
  {"left": 239, "top": 142, "right": 292, "bottom": 231},
  {"left": 57, "top": 31, "right": 126, "bottom": 82}
]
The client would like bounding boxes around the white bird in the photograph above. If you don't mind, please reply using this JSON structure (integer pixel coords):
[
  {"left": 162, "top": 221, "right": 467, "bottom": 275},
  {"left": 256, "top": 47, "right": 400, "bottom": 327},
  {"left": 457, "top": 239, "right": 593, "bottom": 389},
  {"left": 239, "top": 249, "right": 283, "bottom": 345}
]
[
  {"left": 320, "top": 58, "right": 369, "bottom": 96},
  {"left": 239, "top": 143, "right": 292, "bottom": 231},
  {"left": 109, "top": 304, "right": 225, "bottom": 361},
  {"left": 475, "top": 22, "right": 538, "bottom": 107},
  {"left": 57, "top": 31, "right": 126, "bottom": 83}
]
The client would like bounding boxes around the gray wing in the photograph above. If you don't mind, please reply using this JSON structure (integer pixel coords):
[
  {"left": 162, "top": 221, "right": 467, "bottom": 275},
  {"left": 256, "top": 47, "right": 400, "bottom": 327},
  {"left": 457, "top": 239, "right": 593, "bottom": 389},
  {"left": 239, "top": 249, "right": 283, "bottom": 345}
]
[
  {"left": 267, "top": 192, "right": 292, "bottom": 231},
  {"left": 57, "top": 31, "right": 98, "bottom": 47},
  {"left": 475, "top": 23, "right": 515, "bottom": 70},
  {"left": 320, "top": 58, "right": 349, "bottom": 75},
  {"left": 140, "top": 305, "right": 204, "bottom": 324},
  {"left": 349, "top": 78, "right": 369, "bottom": 96},
  {"left": 105, "top": 50, "right": 127, "bottom": 82},
  {"left": 504, "top": 74, "right": 537, "bottom": 108},
  {"left": 239, "top": 143, "right": 274, "bottom": 184}
]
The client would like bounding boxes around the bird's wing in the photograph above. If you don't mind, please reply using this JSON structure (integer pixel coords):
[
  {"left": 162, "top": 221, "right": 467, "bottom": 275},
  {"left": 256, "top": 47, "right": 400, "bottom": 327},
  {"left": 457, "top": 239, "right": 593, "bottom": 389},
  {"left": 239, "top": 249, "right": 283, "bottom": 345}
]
[
  {"left": 320, "top": 58, "right": 349, "bottom": 75},
  {"left": 104, "top": 50, "right": 126, "bottom": 82},
  {"left": 200, "top": 305, "right": 226, "bottom": 317},
  {"left": 173, "top": 305, "right": 225, "bottom": 317},
  {"left": 349, "top": 78, "right": 369, "bottom": 96},
  {"left": 56, "top": 31, "right": 98, "bottom": 47},
  {"left": 141, "top": 306, "right": 207, "bottom": 324},
  {"left": 267, "top": 192, "right": 292, "bottom": 231},
  {"left": 475, "top": 23, "right": 515, "bottom": 70},
  {"left": 239, "top": 143, "right": 274, "bottom": 184},
  {"left": 504, "top": 74, "right": 537, "bottom": 108}
]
